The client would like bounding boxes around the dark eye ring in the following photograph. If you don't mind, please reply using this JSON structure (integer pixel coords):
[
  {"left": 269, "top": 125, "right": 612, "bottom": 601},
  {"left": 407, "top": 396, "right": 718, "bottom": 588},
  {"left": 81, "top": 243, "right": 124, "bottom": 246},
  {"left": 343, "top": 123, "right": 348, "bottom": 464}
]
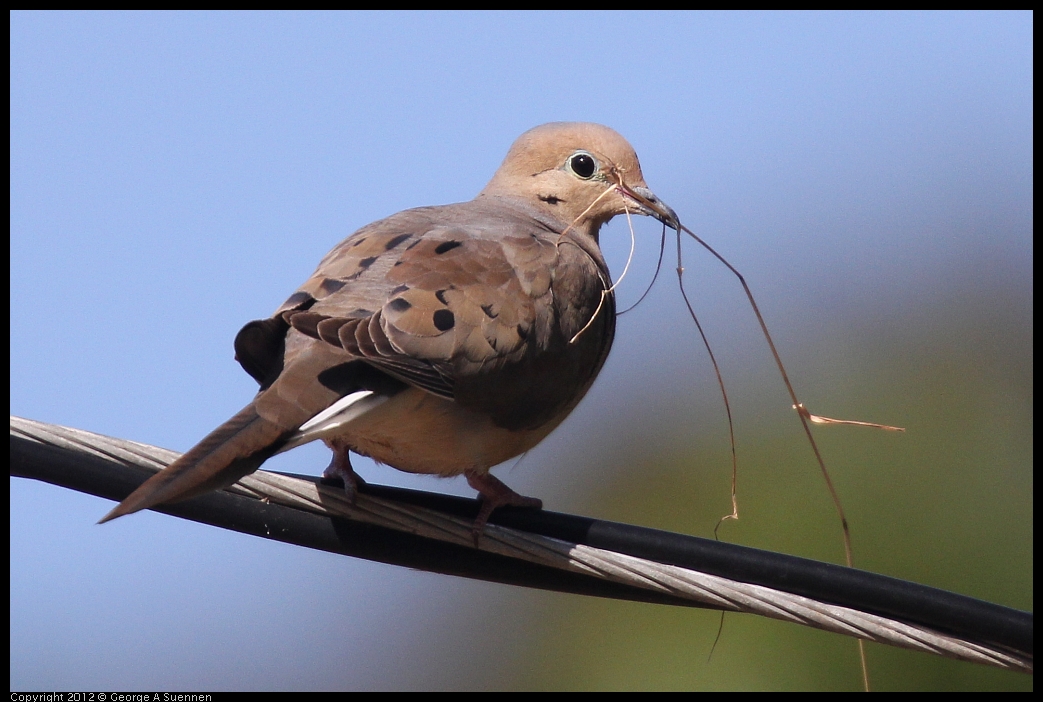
[{"left": 567, "top": 151, "right": 597, "bottom": 180}]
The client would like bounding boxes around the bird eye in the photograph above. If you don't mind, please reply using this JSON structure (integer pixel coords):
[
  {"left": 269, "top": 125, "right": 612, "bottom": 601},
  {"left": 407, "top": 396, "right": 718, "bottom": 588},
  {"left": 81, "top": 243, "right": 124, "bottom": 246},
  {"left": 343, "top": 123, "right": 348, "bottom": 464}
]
[{"left": 566, "top": 151, "right": 598, "bottom": 180}]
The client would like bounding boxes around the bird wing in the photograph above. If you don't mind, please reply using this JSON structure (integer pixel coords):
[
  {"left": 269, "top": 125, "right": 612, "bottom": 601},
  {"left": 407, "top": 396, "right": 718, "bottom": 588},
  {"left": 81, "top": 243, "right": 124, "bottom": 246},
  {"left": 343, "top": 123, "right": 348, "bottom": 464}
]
[{"left": 100, "top": 200, "right": 611, "bottom": 522}]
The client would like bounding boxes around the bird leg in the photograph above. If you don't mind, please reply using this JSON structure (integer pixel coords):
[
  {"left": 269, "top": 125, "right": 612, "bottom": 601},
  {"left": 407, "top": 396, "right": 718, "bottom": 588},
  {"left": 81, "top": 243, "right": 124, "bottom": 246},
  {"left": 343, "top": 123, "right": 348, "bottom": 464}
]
[
  {"left": 322, "top": 439, "right": 365, "bottom": 503},
  {"left": 465, "top": 471, "right": 543, "bottom": 546}
]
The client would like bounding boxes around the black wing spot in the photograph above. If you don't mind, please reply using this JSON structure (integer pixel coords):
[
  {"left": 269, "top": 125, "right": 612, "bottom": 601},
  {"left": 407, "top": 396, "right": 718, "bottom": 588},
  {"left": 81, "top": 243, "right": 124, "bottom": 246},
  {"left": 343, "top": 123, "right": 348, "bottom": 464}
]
[
  {"left": 384, "top": 233, "right": 412, "bottom": 250},
  {"left": 388, "top": 297, "right": 412, "bottom": 312},
  {"left": 358, "top": 256, "right": 377, "bottom": 269},
  {"left": 319, "top": 278, "right": 345, "bottom": 294},
  {"left": 281, "top": 291, "right": 316, "bottom": 311},
  {"left": 538, "top": 195, "right": 561, "bottom": 205},
  {"left": 435, "top": 289, "right": 449, "bottom": 305},
  {"left": 434, "top": 240, "right": 463, "bottom": 254},
  {"left": 516, "top": 323, "right": 529, "bottom": 340},
  {"left": 390, "top": 284, "right": 409, "bottom": 295},
  {"left": 350, "top": 237, "right": 367, "bottom": 248},
  {"left": 481, "top": 303, "right": 497, "bottom": 318},
  {"left": 432, "top": 309, "right": 455, "bottom": 331}
]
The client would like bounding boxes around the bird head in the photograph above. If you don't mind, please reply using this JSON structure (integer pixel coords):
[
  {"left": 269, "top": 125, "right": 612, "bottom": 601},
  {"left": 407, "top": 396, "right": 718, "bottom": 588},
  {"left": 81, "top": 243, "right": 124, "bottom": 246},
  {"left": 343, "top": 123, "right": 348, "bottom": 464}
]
[{"left": 479, "top": 122, "right": 678, "bottom": 240}]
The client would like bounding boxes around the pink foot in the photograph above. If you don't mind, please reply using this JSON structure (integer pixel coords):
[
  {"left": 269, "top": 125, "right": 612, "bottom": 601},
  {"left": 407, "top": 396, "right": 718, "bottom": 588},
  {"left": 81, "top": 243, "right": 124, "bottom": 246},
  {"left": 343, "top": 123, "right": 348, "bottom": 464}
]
[
  {"left": 322, "top": 439, "right": 365, "bottom": 503},
  {"left": 465, "top": 471, "right": 542, "bottom": 546}
]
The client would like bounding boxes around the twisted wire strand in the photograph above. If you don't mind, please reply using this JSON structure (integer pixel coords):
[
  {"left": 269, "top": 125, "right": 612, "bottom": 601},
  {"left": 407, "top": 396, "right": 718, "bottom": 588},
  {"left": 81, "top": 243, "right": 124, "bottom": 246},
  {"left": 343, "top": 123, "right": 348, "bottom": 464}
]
[{"left": 10, "top": 415, "right": 1031, "bottom": 674}]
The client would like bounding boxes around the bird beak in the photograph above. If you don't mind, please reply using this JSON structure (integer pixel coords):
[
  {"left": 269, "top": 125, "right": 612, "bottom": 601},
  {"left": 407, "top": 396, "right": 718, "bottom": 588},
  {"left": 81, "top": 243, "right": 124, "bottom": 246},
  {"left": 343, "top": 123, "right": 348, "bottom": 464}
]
[{"left": 619, "top": 184, "right": 680, "bottom": 230}]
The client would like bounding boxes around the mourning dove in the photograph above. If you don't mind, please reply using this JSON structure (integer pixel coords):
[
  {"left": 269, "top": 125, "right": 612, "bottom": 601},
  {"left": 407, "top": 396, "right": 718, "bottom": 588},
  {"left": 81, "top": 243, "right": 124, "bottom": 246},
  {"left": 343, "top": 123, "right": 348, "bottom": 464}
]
[{"left": 100, "top": 122, "right": 678, "bottom": 535}]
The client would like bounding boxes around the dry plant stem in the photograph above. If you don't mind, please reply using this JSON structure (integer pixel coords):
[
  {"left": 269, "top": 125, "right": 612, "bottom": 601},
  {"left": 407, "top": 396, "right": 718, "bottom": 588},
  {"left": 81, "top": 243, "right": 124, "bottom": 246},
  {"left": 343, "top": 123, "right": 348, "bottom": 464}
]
[
  {"left": 587, "top": 177, "right": 871, "bottom": 689},
  {"left": 567, "top": 204, "right": 637, "bottom": 346},
  {"left": 556, "top": 185, "right": 620, "bottom": 345},
  {"left": 797, "top": 403, "right": 905, "bottom": 432},
  {"left": 556, "top": 183, "right": 617, "bottom": 242},
  {"left": 617, "top": 223, "right": 667, "bottom": 316},
  {"left": 674, "top": 261, "right": 740, "bottom": 532},
  {"left": 677, "top": 223, "right": 854, "bottom": 567},
  {"left": 675, "top": 222, "right": 871, "bottom": 691}
]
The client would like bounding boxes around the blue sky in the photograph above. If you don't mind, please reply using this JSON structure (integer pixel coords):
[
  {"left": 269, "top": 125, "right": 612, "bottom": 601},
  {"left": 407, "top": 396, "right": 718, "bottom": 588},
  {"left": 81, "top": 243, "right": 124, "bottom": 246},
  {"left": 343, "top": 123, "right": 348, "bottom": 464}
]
[{"left": 11, "top": 12, "right": 1031, "bottom": 690}]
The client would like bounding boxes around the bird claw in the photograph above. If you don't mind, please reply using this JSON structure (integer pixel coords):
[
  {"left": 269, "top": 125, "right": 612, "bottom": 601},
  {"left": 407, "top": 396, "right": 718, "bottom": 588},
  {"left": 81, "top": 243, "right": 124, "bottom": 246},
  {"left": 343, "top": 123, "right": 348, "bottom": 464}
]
[
  {"left": 466, "top": 471, "right": 542, "bottom": 547},
  {"left": 322, "top": 441, "right": 365, "bottom": 504}
]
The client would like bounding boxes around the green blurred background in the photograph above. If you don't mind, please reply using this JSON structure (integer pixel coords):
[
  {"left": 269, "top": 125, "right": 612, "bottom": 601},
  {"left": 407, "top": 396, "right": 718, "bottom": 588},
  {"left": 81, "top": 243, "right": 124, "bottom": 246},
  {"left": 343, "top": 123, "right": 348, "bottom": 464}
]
[{"left": 374, "top": 252, "right": 1032, "bottom": 691}]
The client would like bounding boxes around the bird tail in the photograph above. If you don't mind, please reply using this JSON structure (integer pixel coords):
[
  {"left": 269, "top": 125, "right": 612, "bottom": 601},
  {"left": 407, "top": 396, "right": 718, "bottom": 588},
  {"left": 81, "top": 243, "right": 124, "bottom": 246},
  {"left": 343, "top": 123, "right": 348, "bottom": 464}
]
[{"left": 98, "top": 402, "right": 290, "bottom": 523}]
